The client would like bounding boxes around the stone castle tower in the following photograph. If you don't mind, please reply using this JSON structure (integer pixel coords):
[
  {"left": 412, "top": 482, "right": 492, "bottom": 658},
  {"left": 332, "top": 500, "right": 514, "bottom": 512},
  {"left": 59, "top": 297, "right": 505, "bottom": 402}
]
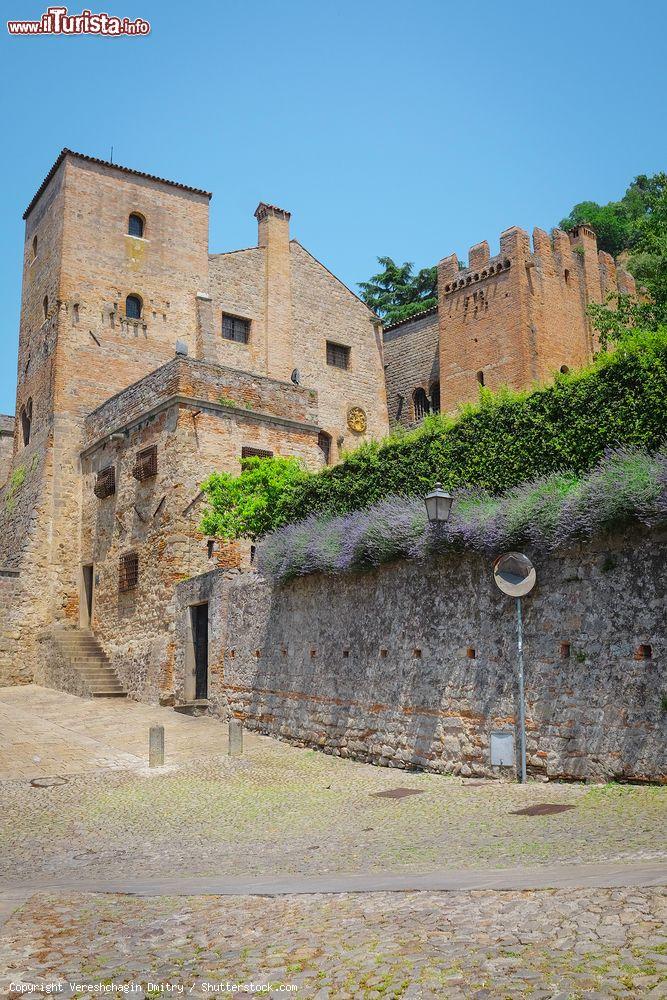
[
  {"left": 384, "top": 225, "right": 637, "bottom": 425},
  {"left": 0, "top": 150, "right": 388, "bottom": 690}
]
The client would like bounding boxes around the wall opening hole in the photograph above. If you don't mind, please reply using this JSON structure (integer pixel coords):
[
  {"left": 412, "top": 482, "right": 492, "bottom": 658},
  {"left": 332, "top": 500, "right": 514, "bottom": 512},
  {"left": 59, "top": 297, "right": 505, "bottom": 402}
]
[
  {"left": 636, "top": 644, "right": 653, "bottom": 660},
  {"left": 476, "top": 370, "right": 485, "bottom": 386},
  {"left": 207, "top": 539, "right": 215, "bottom": 559},
  {"left": 560, "top": 642, "right": 571, "bottom": 659},
  {"left": 342, "top": 649, "right": 350, "bottom": 658},
  {"left": 310, "top": 649, "right": 317, "bottom": 658},
  {"left": 380, "top": 649, "right": 388, "bottom": 658},
  {"left": 560, "top": 365, "right": 570, "bottom": 374},
  {"left": 466, "top": 647, "right": 476, "bottom": 659},
  {"left": 413, "top": 648, "right": 422, "bottom": 659}
]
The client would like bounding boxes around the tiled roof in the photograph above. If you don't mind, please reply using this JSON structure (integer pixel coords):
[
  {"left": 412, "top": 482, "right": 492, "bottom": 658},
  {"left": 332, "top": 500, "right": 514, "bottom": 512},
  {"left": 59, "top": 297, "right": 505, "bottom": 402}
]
[
  {"left": 23, "top": 149, "right": 212, "bottom": 219},
  {"left": 382, "top": 305, "right": 439, "bottom": 334}
]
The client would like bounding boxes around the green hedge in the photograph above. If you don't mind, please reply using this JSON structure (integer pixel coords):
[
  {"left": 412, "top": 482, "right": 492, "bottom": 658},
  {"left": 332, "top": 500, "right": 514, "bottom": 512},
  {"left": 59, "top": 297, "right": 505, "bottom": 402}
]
[{"left": 280, "top": 330, "right": 667, "bottom": 524}]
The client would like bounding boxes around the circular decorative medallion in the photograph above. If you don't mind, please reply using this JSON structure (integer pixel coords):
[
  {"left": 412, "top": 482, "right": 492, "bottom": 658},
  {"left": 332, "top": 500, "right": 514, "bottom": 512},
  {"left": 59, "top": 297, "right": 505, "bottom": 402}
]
[{"left": 347, "top": 406, "right": 367, "bottom": 433}]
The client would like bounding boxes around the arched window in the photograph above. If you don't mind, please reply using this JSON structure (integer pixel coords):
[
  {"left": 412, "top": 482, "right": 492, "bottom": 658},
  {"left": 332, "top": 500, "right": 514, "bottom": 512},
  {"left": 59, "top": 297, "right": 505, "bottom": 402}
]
[
  {"left": 430, "top": 382, "right": 441, "bottom": 414},
  {"left": 32, "top": 235, "right": 38, "bottom": 262},
  {"left": 560, "top": 365, "right": 570, "bottom": 375},
  {"left": 413, "top": 387, "right": 430, "bottom": 421},
  {"left": 128, "top": 213, "right": 144, "bottom": 238},
  {"left": 476, "top": 370, "right": 485, "bottom": 387},
  {"left": 125, "top": 294, "right": 142, "bottom": 320},
  {"left": 42, "top": 296, "right": 48, "bottom": 320},
  {"left": 21, "top": 398, "right": 32, "bottom": 447},
  {"left": 318, "top": 430, "right": 332, "bottom": 465}
]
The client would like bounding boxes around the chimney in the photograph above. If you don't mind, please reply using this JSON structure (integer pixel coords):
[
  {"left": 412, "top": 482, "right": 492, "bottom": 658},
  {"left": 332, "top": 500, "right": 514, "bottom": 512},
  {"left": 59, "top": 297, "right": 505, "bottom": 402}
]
[{"left": 255, "top": 202, "right": 293, "bottom": 379}]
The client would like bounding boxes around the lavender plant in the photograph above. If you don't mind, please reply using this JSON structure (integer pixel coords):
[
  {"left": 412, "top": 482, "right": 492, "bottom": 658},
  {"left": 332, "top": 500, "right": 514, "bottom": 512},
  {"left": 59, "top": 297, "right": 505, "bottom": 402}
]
[{"left": 256, "top": 449, "right": 667, "bottom": 585}]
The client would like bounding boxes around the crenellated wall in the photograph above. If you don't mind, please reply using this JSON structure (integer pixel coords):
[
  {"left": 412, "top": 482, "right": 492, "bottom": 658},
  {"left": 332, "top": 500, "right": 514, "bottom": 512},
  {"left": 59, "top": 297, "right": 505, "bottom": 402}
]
[
  {"left": 383, "top": 225, "right": 637, "bottom": 425},
  {"left": 174, "top": 525, "right": 666, "bottom": 783}
]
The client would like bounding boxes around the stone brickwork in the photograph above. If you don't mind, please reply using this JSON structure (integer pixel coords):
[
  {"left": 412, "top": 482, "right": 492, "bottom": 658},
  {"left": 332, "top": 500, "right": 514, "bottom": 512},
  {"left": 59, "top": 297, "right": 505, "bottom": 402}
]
[
  {"left": 384, "top": 225, "right": 637, "bottom": 423},
  {"left": 79, "top": 357, "right": 323, "bottom": 702},
  {"left": 174, "top": 525, "right": 666, "bottom": 783},
  {"left": 383, "top": 309, "right": 439, "bottom": 426},
  {"left": 0, "top": 149, "right": 389, "bottom": 689},
  {"left": 0, "top": 416, "right": 14, "bottom": 488}
]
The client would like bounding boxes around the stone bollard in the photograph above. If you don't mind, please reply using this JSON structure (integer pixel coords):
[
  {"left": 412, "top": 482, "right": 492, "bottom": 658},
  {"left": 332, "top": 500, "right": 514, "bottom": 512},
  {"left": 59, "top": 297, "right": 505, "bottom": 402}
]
[
  {"left": 228, "top": 717, "right": 243, "bottom": 757},
  {"left": 149, "top": 724, "right": 165, "bottom": 767}
]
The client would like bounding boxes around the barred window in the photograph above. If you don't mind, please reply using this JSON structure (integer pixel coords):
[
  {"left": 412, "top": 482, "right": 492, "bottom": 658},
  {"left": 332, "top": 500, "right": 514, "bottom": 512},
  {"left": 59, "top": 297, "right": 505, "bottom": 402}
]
[
  {"left": 128, "top": 213, "right": 144, "bottom": 238},
  {"left": 222, "top": 313, "right": 250, "bottom": 344},
  {"left": 413, "top": 387, "right": 430, "bottom": 420},
  {"left": 119, "top": 551, "right": 139, "bottom": 592},
  {"left": 326, "top": 341, "right": 350, "bottom": 369},
  {"left": 318, "top": 431, "right": 332, "bottom": 465},
  {"left": 241, "top": 446, "right": 273, "bottom": 461},
  {"left": 430, "top": 381, "right": 441, "bottom": 414},
  {"left": 94, "top": 466, "right": 116, "bottom": 499},
  {"left": 125, "top": 294, "right": 142, "bottom": 320},
  {"left": 132, "top": 444, "right": 158, "bottom": 481}
]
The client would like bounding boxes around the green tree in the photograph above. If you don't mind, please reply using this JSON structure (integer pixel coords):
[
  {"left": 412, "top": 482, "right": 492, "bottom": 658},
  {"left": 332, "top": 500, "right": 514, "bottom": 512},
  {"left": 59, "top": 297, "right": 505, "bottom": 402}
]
[
  {"left": 358, "top": 256, "right": 438, "bottom": 325},
  {"left": 200, "top": 456, "right": 306, "bottom": 540}
]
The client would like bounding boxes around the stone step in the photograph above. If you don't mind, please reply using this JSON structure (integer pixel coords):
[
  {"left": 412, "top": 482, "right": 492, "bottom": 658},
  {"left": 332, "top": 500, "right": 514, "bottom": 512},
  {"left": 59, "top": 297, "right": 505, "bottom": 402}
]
[{"left": 91, "top": 691, "right": 128, "bottom": 698}]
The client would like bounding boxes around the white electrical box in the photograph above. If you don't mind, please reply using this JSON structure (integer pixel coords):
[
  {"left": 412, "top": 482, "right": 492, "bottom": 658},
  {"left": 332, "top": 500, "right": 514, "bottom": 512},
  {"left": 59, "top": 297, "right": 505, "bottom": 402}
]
[{"left": 490, "top": 730, "right": 515, "bottom": 767}]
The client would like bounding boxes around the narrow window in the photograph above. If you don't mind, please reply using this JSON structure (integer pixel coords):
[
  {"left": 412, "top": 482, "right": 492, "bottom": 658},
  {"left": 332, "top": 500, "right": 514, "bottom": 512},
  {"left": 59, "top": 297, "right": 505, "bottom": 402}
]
[
  {"left": 222, "top": 313, "right": 250, "bottom": 344},
  {"left": 128, "top": 213, "right": 144, "bottom": 238},
  {"left": 206, "top": 539, "right": 215, "bottom": 559},
  {"left": 20, "top": 398, "right": 32, "bottom": 447},
  {"left": 326, "top": 341, "right": 350, "bottom": 370},
  {"left": 94, "top": 466, "right": 116, "bottom": 499},
  {"left": 241, "top": 446, "right": 273, "bottom": 461},
  {"left": 430, "top": 382, "right": 441, "bottom": 414},
  {"left": 476, "top": 370, "right": 485, "bottom": 386},
  {"left": 564, "top": 268, "right": 570, "bottom": 284},
  {"left": 125, "top": 294, "right": 142, "bottom": 320},
  {"left": 32, "top": 235, "right": 38, "bottom": 262},
  {"left": 119, "top": 551, "right": 139, "bottom": 592},
  {"left": 42, "top": 296, "right": 48, "bottom": 321},
  {"left": 318, "top": 431, "right": 332, "bottom": 465},
  {"left": 132, "top": 444, "right": 158, "bottom": 481},
  {"left": 413, "top": 388, "right": 430, "bottom": 420}
]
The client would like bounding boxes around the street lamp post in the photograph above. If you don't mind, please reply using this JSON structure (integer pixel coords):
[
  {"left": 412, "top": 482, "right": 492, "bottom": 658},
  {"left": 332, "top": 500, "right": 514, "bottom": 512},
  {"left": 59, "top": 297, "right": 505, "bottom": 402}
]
[{"left": 493, "top": 552, "right": 537, "bottom": 783}]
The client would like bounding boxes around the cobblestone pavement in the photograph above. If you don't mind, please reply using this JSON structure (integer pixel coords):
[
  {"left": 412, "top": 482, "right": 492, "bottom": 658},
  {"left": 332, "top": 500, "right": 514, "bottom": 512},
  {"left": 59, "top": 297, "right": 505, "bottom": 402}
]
[
  {"left": 1, "top": 736, "right": 665, "bottom": 885},
  {"left": 0, "top": 685, "right": 246, "bottom": 779},
  {"left": 1, "top": 887, "right": 666, "bottom": 998}
]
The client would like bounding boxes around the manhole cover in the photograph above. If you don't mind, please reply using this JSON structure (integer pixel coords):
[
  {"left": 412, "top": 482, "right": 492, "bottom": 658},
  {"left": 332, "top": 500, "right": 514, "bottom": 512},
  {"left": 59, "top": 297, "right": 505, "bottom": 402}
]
[
  {"left": 30, "top": 776, "right": 68, "bottom": 788},
  {"left": 371, "top": 787, "right": 425, "bottom": 799},
  {"left": 511, "top": 803, "right": 576, "bottom": 816}
]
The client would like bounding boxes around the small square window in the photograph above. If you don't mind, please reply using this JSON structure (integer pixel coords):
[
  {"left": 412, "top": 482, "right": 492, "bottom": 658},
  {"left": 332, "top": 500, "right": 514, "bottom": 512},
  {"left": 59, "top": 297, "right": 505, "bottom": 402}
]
[
  {"left": 94, "top": 466, "right": 116, "bottom": 499},
  {"left": 132, "top": 445, "right": 157, "bottom": 481},
  {"left": 119, "top": 551, "right": 139, "bottom": 592},
  {"left": 326, "top": 341, "right": 350, "bottom": 369},
  {"left": 222, "top": 313, "right": 250, "bottom": 344}
]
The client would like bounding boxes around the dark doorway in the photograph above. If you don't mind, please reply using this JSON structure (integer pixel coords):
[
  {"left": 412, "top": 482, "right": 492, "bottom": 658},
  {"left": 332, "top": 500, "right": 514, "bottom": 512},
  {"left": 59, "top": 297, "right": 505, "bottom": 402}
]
[
  {"left": 191, "top": 603, "right": 209, "bottom": 700},
  {"left": 82, "top": 564, "right": 94, "bottom": 627}
]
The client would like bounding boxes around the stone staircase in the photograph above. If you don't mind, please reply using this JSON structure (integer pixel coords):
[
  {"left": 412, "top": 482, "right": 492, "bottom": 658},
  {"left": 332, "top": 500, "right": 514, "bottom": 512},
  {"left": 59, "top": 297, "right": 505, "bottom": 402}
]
[{"left": 53, "top": 629, "right": 127, "bottom": 698}]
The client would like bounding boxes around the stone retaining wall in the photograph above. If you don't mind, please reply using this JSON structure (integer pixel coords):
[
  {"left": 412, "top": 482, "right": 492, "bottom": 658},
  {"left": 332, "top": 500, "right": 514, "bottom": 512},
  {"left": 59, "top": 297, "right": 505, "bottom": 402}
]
[{"left": 174, "top": 525, "right": 666, "bottom": 782}]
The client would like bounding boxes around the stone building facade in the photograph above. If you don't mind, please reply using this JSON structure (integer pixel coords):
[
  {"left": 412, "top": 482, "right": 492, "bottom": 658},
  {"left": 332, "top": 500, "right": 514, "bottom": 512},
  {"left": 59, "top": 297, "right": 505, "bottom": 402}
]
[
  {"left": 173, "top": 525, "right": 666, "bottom": 783},
  {"left": 0, "top": 149, "right": 389, "bottom": 691},
  {"left": 385, "top": 225, "right": 636, "bottom": 427}
]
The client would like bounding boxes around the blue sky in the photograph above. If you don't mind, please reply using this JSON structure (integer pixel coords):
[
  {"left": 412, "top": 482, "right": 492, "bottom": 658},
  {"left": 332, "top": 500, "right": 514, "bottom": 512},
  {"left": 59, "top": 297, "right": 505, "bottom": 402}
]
[{"left": 1, "top": 0, "right": 666, "bottom": 414}]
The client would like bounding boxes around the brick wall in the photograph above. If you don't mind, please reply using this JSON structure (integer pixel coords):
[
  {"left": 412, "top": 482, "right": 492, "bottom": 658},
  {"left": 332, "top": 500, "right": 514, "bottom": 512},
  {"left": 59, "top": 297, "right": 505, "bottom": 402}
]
[
  {"left": 81, "top": 374, "right": 323, "bottom": 701},
  {"left": 0, "top": 417, "right": 14, "bottom": 488},
  {"left": 174, "top": 525, "right": 666, "bottom": 783},
  {"left": 383, "top": 310, "right": 439, "bottom": 426}
]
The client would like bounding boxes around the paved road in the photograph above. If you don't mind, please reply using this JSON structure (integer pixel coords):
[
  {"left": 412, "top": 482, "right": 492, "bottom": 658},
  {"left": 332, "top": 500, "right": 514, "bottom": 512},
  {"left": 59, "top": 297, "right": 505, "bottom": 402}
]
[{"left": 2, "top": 860, "right": 665, "bottom": 897}]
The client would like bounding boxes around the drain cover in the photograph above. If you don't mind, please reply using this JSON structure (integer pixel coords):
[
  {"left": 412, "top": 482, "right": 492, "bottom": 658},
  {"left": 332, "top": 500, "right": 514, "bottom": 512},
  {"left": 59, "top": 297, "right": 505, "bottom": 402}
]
[
  {"left": 30, "top": 776, "right": 68, "bottom": 788},
  {"left": 371, "top": 787, "right": 425, "bottom": 799},
  {"left": 511, "top": 803, "right": 575, "bottom": 816}
]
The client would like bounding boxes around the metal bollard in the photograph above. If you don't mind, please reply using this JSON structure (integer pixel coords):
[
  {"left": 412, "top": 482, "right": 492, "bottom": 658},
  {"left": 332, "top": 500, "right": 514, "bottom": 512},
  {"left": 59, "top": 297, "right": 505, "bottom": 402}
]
[
  {"left": 149, "top": 724, "right": 165, "bottom": 767},
  {"left": 228, "top": 717, "right": 243, "bottom": 757}
]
